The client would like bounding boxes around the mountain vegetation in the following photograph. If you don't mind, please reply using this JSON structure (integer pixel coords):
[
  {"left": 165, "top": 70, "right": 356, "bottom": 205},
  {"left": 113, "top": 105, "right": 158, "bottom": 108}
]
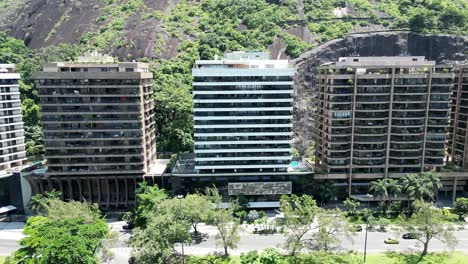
[{"left": 0, "top": 0, "right": 466, "bottom": 156}]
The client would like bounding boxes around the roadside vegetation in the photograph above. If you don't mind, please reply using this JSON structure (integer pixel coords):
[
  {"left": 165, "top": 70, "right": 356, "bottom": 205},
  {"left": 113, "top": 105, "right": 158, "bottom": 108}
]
[
  {"left": 2, "top": 172, "right": 465, "bottom": 263},
  {"left": 3, "top": 192, "right": 115, "bottom": 264}
]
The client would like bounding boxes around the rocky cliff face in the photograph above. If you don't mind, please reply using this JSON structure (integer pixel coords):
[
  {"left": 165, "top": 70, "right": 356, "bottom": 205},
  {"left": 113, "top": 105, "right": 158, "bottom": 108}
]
[
  {"left": 0, "top": 0, "right": 183, "bottom": 59},
  {"left": 292, "top": 32, "right": 468, "bottom": 153}
]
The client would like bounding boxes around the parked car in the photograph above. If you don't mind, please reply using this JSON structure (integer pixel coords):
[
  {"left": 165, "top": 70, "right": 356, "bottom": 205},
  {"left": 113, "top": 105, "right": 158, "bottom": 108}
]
[
  {"left": 352, "top": 225, "right": 363, "bottom": 232},
  {"left": 123, "top": 223, "right": 134, "bottom": 230},
  {"left": 384, "top": 238, "right": 400, "bottom": 244},
  {"left": 402, "top": 233, "right": 416, "bottom": 239}
]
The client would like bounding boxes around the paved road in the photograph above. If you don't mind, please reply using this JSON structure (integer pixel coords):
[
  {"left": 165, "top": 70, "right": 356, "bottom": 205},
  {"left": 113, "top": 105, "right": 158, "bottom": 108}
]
[
  {"left": 2, "top": 221, "right": 468, "bottom": 263},
  {"left": 177, "top": 223, "right": 468, "bottom": 256}
]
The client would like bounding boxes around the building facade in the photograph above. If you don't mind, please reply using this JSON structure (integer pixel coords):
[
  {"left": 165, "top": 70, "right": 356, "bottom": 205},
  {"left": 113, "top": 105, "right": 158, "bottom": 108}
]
[
  {"left": 314, "top": 57, "right": 453, "bottom": 189},
  {"left": 32, "top": 54, "right": 157, "bottom": 208},
  {"left": 0, "top": 64, "right": 26, "bottom": 173},
  {"left": 172, "top": 52, "right": 311, "bottom": 203},
  {"left": 193, "top": 52, "right": 294, "bottom": 174},
  {"left": 448, "top": 64, "right": 468, "bottom": 170}
]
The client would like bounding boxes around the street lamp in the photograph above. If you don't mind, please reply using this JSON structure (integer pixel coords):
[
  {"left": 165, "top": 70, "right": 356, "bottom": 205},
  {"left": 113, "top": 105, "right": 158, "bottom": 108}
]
[
  {"left": 363, "top": 214, "right": 369, "bottom": 263},
  {"left": 177, "top": 194, "right": 185, "bottom": 264}
]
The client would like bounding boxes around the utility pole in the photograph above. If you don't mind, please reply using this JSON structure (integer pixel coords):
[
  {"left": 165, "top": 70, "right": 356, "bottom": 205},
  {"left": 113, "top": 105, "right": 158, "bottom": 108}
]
[
  {"left": 364, "top": 221, "right": 368, "bottom": 262},
  {"left": 177, "top": 194, "right": 185, "bottom": 264}
]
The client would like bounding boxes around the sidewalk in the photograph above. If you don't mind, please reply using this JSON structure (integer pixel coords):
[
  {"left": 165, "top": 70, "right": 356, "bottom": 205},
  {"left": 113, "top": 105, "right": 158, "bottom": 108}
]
[{"left": 0, "top": 222, "right": 25, "bottom": 241}]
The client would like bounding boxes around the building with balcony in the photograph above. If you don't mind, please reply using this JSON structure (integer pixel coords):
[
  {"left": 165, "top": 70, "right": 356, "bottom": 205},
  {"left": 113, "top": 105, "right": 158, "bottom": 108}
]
[
  {"left": 0, "top": 64, "right": 26, "bottom": 174},
  {"left": 31, "top": 52, "right": 159, "bottom": 208},
  {"left": 172, "top": 52, "right": 312, "bottom": 203},
  {"left": 314, "top": 57, "right": 453, "bottom": 192},
  {"left": 448, "top": 64, "right": 468, "bottom": 171}
]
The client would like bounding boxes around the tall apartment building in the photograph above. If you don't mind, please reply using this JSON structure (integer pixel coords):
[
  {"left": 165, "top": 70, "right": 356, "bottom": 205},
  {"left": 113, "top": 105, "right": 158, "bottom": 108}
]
[
  {"left": 314, "top": 57, "right": 453, "bottom": 190},
  {"left": 173, "top": 52, "right": 310, "bottom": 201},
  {"left": 448, "top": 64, "right": 468, "bottom": 170},
  {"left": 0, "top": 64, "right": 26, "bottom": 173},
  {"left": 32, "top": 52, "right": 157, "bottom": 208}
]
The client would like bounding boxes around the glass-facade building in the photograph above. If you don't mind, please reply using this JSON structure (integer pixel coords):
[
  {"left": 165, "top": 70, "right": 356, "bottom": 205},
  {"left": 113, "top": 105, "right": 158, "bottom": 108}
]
[
  {"left": 0, "top": 64, "right": 26, "bottom": 173},
  {"left": 192, "top": 52, "right": 294, "bottom": 175},
  {"left": 314, "top": 57, "right": 453, "bottom": 180}
]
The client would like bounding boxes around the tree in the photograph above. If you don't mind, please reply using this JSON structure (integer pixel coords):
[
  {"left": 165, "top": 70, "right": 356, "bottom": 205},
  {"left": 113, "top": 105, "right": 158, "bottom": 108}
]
[
  {"left": 343, "top": 198, "right": 360, "bottom": 216},
  {"left": 207, "top": 208, "right": 241, "bottom": 257},
  {"left": 310, "top": 181, "right": 336, "bottom": 206},
  {"left": 422, "top": 172, "right": 443, "bottom": 201},
  {"left": 439, "top": 4, "right": 466, "bottom": 30},
  {"left": 400, "top": 200, "right": 457, "bottom": 259},
  {"left": 279, "top": 194, "right": 318, "bottom": 256},
  {"left": 13, "top": 199, "right": 108, "bottom": 264},
  {"left": 130, "top": 211, "right": 191, "bottom": 264},
  {"left": 454, "top": 197, "right": 468, "bottom": 221},
  {"left": 181, "top": 194, "right": 212, "bottom": 234},
  {"left": 401, "top": 172, "right": 442, "bottom": 202},
  {"left": 28, "top": 190, "right": 62, "bottom": 214},
  {"left": 311, "top": 209, "right": 355, "bottom": 251},
  {"left": 132, "top": 182, "right": 168, "bottom": 228},
  {"left": 408, "top": 7, "right": 437, "bottom": 32},
  {"left": 369, "top": 178, "right": 401, "bottom": 201},
  {"left": 204, "top": 187, "right": 241, "bottom": 256}
]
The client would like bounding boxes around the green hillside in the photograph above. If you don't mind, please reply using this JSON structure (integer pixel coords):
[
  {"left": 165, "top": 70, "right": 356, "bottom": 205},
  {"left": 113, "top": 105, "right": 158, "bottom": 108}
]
[{"left": 0, "top": 0, "right": 466, "bottom": 157}]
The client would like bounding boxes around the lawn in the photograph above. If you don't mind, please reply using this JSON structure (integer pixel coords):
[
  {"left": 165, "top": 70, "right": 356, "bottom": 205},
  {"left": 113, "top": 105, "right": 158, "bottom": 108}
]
[
  {"left": 366, "top": 252, "right": 468, "bottom": 264},
  {"left": 0, "top": 256, "right": 5, "bottom": 264}
]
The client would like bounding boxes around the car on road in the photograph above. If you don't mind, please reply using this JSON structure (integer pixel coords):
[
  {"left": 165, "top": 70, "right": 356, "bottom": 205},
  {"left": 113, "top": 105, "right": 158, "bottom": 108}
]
[
  {"left": 384, "top": 238, "right": 400, "bottom": 244},
  {"left": 402, "top": 233, "right": 417, "bottom": 239}
]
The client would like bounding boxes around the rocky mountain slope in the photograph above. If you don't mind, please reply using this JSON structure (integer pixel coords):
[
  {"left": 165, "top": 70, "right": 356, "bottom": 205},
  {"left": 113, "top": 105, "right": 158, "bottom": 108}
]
[
  {"left": 293, "top": 32, "right": 468, "bottom": 152},
  {"left": 2, "top": 0, "right": 466, "bottom": 60}
]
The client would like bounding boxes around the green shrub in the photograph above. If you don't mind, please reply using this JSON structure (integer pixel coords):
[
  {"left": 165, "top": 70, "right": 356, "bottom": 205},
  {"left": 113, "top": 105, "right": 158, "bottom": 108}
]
[{"left": 240, "top": 250, "right": 259, "bottom": 264}]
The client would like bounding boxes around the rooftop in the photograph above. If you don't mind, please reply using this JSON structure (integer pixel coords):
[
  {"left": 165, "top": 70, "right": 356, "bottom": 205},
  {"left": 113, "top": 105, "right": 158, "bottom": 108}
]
[
  {"left": 171, "top": 154, "right": 313, "bottom": 176},
  {"left": 323, "top": 56, "right": 436, "bottom": 67},
  {"left": 194, "top": 51, "right": 290, "bottom": 69},
  {"left": 0, "top": 64, "right": 17, "bottom": 74}
]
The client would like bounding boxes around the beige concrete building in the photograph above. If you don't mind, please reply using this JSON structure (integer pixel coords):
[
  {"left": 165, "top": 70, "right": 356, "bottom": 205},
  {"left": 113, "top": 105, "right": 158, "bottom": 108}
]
[
  {"left": 32, "top": 53, "right": 158, "bottom": 208},
  {"left": 314, "top": 57, "right": 453, "bottom": 193}
]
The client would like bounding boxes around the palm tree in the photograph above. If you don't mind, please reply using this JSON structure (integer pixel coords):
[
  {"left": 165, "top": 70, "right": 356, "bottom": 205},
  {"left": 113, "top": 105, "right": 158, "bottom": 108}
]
[
  {"left": 386, "top": 178, "right": 402, "bottom": 198},
  {"left": 421, "top": 171, "right": 443, "bottom": 201},
  {"left": 369, "top": 179, "right": 389, "bottom": 203},
  {"left": 370, "top": 179, "right": 402, "bottom": 215},
  {"left": 400, "top": 174, "right": 433, "bottom": 201}
]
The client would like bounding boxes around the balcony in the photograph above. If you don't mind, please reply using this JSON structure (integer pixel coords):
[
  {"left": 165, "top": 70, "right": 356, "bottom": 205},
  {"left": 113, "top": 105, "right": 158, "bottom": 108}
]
[
  {"left": 389, "top": 150, "right": 422, "bottom": 158},
  {"left": 390, "top": 143, "right": 422, "bottom": 150},
  {"left": 354, "top": 127, "right": 387, "bottom": 135},
  {"left": 353, "top": 159, "right": 385, "bottom": 166},
  {"left": 354, "top": 136, "right": 387, "bottom": 143},
  {"left": 355, "top": 112, "right": 388, "bottom": 119}
]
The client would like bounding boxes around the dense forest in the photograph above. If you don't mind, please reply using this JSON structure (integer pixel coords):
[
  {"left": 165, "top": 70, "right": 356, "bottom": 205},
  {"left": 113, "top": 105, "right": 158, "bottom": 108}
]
[{"left": 0, "top": 0, "right": 466, "bottom": 157}]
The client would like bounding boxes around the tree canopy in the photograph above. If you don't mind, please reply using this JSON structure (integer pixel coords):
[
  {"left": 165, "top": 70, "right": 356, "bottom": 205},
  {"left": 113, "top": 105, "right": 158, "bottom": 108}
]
[{"left": 13, "top": 199, "right": 108, "bottom": 264}]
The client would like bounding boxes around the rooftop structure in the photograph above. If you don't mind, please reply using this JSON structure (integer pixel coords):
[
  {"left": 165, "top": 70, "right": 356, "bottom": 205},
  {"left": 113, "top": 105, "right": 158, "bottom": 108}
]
[
  {"left": 448, "top": 64, "right": 468, "bottom": 171},
  {"left": 32, "top": 59, "right": 157, "bottom": 208},
  {"left": 314, "top": 57, "right": 453, "bottom": 193},
  {"left": 0, "top": 64, "right": 26, "bottom": 175}
]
